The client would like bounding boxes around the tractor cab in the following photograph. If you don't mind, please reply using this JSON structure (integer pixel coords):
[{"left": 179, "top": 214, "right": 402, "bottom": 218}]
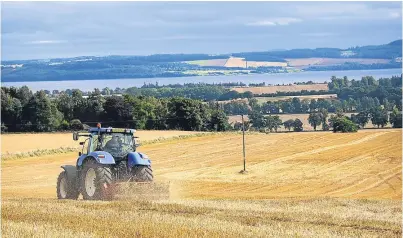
[{"left": 73, "top": 124, "right": 140, "bottom": 158}]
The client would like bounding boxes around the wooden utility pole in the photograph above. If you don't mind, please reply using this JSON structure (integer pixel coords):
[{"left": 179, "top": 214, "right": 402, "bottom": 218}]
[{"left": 242, "top": 114, "right": 246, "bottom": 172}]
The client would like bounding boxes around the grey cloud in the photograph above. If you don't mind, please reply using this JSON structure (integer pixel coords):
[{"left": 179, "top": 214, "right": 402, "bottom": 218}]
[
  {"left": 247, "top": 18, "right": 302, "bottom": 26},
  {"left": 1, "top": 1, "right": 401, "bottom": 60},
  {"left": 300, "top": 33, "right": 338, "bottom": 37}
]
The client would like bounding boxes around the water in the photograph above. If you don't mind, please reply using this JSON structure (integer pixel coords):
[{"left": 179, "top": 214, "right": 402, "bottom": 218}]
[{"left": 2, "top": 68, "right": 401, "bottom": 92}]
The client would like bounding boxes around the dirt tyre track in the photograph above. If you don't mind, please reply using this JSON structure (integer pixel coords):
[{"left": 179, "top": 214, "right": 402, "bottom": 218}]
[
  {"left": 132, "top": 165, "right": 153, "bottom": 182},
  {"left": 56, "top": 171, "right": 79, "bottom": 200},
  {"left": 80, "top": 160, "right": 113, "bottom": 200}
]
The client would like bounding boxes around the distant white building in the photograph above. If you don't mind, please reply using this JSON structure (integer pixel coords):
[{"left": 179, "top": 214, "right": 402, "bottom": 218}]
[{"left": 340, "top": 50, "right": 356, "bottom": 57}]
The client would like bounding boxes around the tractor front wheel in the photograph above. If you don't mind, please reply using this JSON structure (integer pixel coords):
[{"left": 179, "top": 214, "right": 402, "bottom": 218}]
[
  {"left": 131, "top": 165, "right": 153, "bottom": 182},
  {"left": 80, "top": 161, "right": 113, "bottom": 200},
  {"left": 57, "top": 171, "right": 79, "bottom": 200}
]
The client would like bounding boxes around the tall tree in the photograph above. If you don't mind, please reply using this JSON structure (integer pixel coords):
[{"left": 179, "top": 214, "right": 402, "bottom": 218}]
[
  {"left": 1, "top": 89, "right": 22, "bottom": 131},
  {"left": 103, "top": 95, "right": 133, "bottom": 128},
  {"left": 167, "top": 98, "right": 205, "bottom": 131},
  {"left": 389, "top": 108, "right": 402, "bottom": 128},
  {"left": 72, "top": 89, "right": 87, "bottom": 120},
  {"left": 265, "top": 115, "right": 282, "bottom": 132},
  {"left": 249, "top": 111, "right": 266, "bottom": 129},
  {"left": 308, "top": 112, "right": 322, "bottom": 131},
  {"left": 24, "top": 91, "right": 54, "bottom": 131},
  {"left": 291, "top": 97, "right": 302, "bottom": 113},
  {"left": 283, "top": 119, "right": 295, "bottom": 131},
  {"left": 16, "top": 86, "right": 33, "bottom": 106},
  {"left": 293, "top": 119, "right": 303, "bottom": 132},
  {"left": 309, "top": 99, "right": 317, "bottom": 112},
  {"left": 209, "top": 110, "right": 230, "bottom": 131},
  {"left": 320, "top": 108, "right": 329, "bottom": 131},
  {"left": 370, "top": 106, "right": 389, "bottom": 128},
  {"left": 56, "top": 93, "right": 74, "bottom": 121},
  {"left": 332, "top": 117, "right": 358, "bottom": 133},
  {"left": 351, "top": 111, "right": 369, "bottom": 128}
]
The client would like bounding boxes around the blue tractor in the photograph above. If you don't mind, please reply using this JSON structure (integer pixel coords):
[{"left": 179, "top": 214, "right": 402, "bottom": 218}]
[{"left": 56, "top": 124, "right": 153, "bottom": 200}]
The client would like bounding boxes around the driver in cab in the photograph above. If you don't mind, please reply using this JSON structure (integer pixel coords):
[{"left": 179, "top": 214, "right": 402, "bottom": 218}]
[{"left": 104, "top": 135, "right": 122, "bottom": 151}]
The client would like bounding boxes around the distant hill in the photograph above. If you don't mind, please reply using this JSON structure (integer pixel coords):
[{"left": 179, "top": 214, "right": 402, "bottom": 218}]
[
  {"left": 231, "top": 40, "right": 402, "bottom": 61},
  {"left": 387, "top": 39, "right": 402, "bottom": 46},
  {"left": 1, "top": 40, "right": 401, "bottom": 82}
]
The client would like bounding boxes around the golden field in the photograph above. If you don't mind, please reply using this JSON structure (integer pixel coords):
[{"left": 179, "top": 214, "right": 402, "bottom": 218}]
[
  {"left": 1, "top": 130, "right": 202, "bottom": 155},
  {"left": 232, "top": 83, "right": 329, "bottom": 94},
  {"left": 2, "top": 130, "right": 402, "bottom": 237},
  {"left": 254, "top": 94, "right": 338, "bottom": 103},
  {"left": 218, "top": 94, "right": 338, "bottom": 106}
]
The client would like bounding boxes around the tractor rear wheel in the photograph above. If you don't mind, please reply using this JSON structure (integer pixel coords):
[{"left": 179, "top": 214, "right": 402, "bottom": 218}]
[
  {"left": 131, "top": 165, "right": 153, "bottom": 182},
  {"left": 80, "top": 160, "right": 113, "bottom": 200},
  {"left": 57, "top": 171, "right": 79, "bottom": 200}
]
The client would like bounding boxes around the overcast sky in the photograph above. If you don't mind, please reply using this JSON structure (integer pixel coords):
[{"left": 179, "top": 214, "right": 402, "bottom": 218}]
[{"left": 1, "top": 1, "right": 402, "bottom": 60}]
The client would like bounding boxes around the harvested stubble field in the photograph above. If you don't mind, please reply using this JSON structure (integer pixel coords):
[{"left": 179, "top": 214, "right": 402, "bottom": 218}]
[
  {"left": 1, "top": 130, "right": 202, "bottom": 157},
  {"left": 255, "top": 94, "right": 338, "bottom": 103},
  {"left": 2, "top": 130, "right": 402, "bottom": 237},
  {"left": 232, "top": 83, "right": 329, "bottom": 94},
  {"left": 218, "top": 94, "right": 338, "bottom": 106}
]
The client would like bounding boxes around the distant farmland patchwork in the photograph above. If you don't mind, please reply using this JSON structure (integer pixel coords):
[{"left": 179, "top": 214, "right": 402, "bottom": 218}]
[
  {"left": 231, "top": 83, "right": 329, "bottom": 94},
  {"left": 255, "top": 94, "right": 338, "bottom": 103},
  {"left": 186, "top": 57, "right": 392, "bottom": 69},
  {"left": 186, "top": 57, "right": 288, "bottom": 68},
  {"left": 286, "top": 58, "right": 391, "bottom": 69}
]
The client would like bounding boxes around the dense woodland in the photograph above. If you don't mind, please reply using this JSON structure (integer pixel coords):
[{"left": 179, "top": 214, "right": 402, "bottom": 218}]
[
  {"left": 1, "top": 88, "right": 230, "bottom": 132},
  {"left": 1, "top": 75, "right": 402, "bottom": 133}
]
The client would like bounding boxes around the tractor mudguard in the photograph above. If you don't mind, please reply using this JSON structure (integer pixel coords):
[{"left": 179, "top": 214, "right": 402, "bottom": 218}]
[
  {"left": 77, "top": 151, "right": 116, "bottom": 166},
  {"left": 128, "top": 152, "right": 151, "bottom": 167},
  {"left": 61, "top": 165, "right": 79, "bottom": 189}
]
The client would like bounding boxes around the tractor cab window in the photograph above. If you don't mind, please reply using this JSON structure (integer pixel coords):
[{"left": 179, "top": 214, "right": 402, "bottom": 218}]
[
  {"left": 91, "top": 133, "right": 134, "bottom": 157},
  {"left": 83, "top": 139, "right": 90, "bottom": 154},
  {"left": 89, "top": 135, "right": 100, "bottom": 153}
]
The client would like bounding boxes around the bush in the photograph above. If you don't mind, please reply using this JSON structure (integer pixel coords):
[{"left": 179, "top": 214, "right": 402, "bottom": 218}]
[
  {"left": 249, "top": 127, "right": 257, "bottom": 132},
  {"left": 70, "top": 119, "right": 84, "bottom": 131},
  {"left": 1, "top": 123, "right": 7, "bottom": 132},
  {"left": 332, "top": 117, "right": 358, "bottom": 133},
  {"left": 293, "top": 119, "right": 304, "bottom": 132},
  {"left": 60, "top": 120, "right": 70, "bottom": 130},
  {"left": 390, "top": 109, "right": 402, "bottom": 128}
]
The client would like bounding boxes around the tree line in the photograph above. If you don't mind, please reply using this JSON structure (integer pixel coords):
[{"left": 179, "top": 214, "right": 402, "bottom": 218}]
[
  {"left": 1, "top": 86, "right": 230, "bottom": 132},
  {"left": 224, "top": 75, "right": 402, "bottom": 115},
  {"left": 2, "top": 75, "right": 401, "bottom": 133},
  {"left": 225, "top": 75, "right": 402, "bottom": 132}
]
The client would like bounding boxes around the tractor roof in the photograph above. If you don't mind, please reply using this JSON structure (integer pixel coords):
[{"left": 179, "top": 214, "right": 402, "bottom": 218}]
[{"left": 88, "top": 127, "right": 136, "bottom": 134}]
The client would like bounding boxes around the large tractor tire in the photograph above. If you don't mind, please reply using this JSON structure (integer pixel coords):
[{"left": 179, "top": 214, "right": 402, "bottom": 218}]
[
  {"left": 57, "top": 171, "right": 79, "bottom": 200},
  {"left": 131, "top": 165, "right": 153, "bottom": 182},
  {"left": 80, "top": 160, "right": 113, "bottom": 200}
]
